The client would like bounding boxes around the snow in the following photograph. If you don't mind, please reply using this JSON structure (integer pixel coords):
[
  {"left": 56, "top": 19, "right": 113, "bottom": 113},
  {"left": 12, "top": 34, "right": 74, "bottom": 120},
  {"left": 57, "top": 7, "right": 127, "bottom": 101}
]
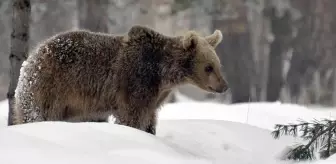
[
  {"left": 0, "top": 94, "right": 335, "bottom": 164},
  {"left": 159, "top": 101, "right": 336, "bottom": 131},
  {"left": 0, "top": 100, "right": 8, "bottom": 127}
]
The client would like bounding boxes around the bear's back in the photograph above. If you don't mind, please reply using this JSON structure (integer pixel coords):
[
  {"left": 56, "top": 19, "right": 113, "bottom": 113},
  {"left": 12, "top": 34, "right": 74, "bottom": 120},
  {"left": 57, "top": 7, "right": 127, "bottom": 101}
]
[
  {"left": 20, "top": 30, "right": 125, "bottom": 105},
  {"left": 34, "top": 30, "right": 123, "bottom": 68},
  {"left": 27, "top": 30, "right": 124, "bottom": 83}
]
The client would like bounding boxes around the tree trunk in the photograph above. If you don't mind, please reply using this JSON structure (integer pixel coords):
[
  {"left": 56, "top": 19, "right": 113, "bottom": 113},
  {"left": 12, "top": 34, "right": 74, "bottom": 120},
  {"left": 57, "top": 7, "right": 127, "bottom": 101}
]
[
  {"left": 78, "top": 0, "right": 109, "bottom": 32},
  {"left": 264, "top": 7, "right": 293, "bottom": 102},
  {"left": 247, "top": 0, "right": 267, "bottom": 102},
  {"left": 266, "top": 38, "right": 283, "bottom": 101},
  {"left": 211, "top": 0, "right": 254, "bottom": 103},
  {"left": 7, "top": 0, "right": 30, "bottom": 126},
  {"left": 333, "top": 68, "right": 336, "bottom": 106},
  {"left": 0, "top": 0, "right": 13, "bottom": 101}
]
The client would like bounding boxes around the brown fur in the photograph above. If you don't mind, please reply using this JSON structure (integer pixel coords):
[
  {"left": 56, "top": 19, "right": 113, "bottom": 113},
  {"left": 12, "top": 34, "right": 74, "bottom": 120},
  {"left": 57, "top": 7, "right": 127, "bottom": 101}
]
[{"left": 12, "top": 25, "right": 227, "bottom": 135}]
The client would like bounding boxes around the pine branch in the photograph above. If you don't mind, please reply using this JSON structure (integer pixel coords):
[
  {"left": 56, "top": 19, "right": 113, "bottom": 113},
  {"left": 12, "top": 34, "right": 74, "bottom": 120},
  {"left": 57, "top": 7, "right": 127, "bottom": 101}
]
[
  {"left": 319, "top": 123, "right": 336, "bottom": 159},
  {"left": 305, "top": 122, "right": 334, "bottom": 149},
  {"left": 282, "top": 144, "right": 315, "bottom": 161},
  {"left": 271, "top": 119, "right": 336, "bottom": 161}
]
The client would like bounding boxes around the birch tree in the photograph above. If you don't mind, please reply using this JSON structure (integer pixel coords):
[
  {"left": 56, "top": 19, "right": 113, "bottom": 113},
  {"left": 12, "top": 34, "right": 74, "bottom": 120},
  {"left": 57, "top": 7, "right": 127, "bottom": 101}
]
[{"left": 7, "top": 0, "right": 31, "bottom": 125}]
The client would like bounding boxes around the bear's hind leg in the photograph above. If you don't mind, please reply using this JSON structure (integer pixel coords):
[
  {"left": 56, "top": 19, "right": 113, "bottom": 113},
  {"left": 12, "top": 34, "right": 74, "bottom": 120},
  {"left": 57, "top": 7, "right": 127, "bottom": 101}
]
[{"left": 13, "top": 93, "right": 46, "bottom": 124}]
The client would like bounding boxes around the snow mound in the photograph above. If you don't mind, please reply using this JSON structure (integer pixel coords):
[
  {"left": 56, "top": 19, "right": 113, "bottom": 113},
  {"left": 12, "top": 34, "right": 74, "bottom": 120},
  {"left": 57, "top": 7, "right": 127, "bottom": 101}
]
[
  {"left": 1, "top": 120, "right": 295, "bottom": 164},
  {"left": 0, "top": 98, "right": 335, "bottom": 164}
]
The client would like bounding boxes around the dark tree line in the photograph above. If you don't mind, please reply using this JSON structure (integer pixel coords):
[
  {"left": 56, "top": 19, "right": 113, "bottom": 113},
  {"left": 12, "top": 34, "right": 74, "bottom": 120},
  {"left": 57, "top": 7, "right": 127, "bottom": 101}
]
[{"left": 4, "top": 0, "right": 336, "bottom": 106}]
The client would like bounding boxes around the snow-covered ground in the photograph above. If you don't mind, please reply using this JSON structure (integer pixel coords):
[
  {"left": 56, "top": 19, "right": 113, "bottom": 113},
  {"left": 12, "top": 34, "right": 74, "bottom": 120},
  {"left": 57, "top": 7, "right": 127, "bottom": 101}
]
[{"left": 0, "top": 93, "right": 335, "bottom": 164}]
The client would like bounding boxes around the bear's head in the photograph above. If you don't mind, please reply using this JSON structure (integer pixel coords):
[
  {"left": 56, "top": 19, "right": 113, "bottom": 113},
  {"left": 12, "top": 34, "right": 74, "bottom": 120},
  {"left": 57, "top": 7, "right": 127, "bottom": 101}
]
[
  {"left": 124, "top": 25, "right": 228, "bottom": 94},
  {"left": 182, "top": 30, "right": 228, "bottom": 94}
]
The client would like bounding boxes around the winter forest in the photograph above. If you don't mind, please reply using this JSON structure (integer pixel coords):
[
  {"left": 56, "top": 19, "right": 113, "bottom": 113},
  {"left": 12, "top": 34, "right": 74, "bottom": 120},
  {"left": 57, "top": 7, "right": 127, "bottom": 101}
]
[
  {"left": 0, "top": 0, "right": 336, "bottom": 164},
  {"left": 0, "top": 0, "right": 335, "bottom": 106}
]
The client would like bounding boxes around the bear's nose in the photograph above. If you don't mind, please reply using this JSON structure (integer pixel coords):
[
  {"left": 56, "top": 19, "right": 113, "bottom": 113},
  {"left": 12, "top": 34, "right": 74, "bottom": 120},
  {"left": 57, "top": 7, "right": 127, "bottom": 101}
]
[
  {"left": 215, "top": 84, "right": 228, "bottom": 93},
  {"left": 215, "top": 79, "right": 228, "bottom": 93}
]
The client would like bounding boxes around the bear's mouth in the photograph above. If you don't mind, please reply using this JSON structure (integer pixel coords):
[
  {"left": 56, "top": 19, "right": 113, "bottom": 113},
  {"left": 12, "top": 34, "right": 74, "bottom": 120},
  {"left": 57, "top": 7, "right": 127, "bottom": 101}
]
[
  {"left": 207, "top": 86, "right": 216, "bottom": 92},
  {"left": 207, "top": 86, "right": 226, "bottom": 93}
]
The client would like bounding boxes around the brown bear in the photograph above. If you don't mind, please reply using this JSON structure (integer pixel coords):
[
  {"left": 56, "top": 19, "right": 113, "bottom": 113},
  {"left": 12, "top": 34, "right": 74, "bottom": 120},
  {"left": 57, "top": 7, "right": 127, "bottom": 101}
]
[{"left": 12, "top": 25, "right": 228, "bottom": 135}]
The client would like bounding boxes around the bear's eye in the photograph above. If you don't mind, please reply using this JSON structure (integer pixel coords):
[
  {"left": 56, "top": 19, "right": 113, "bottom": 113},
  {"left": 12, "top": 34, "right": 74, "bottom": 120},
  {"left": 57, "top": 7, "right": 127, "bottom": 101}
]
[{"left": 205, "top": 65, "right": 213, "bottom": 73}]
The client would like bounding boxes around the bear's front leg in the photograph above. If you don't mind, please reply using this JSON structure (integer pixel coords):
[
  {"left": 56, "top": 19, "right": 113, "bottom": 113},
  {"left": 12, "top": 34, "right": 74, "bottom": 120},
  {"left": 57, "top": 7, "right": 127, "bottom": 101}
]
[
  {"left": 87, "top": 117, "right": 109, "bottom": 122},
  {"left": 114, "top": 110, "right": 143, "bottom": 132},
  {"left": 143, "top": 90, "right": 171, "bottom": 135},
  {"left": 145, "top": 111, "right": 157, "bottom": 135},
  {"left": 115, "top": 108, "right": 157, "bottom": 135}
]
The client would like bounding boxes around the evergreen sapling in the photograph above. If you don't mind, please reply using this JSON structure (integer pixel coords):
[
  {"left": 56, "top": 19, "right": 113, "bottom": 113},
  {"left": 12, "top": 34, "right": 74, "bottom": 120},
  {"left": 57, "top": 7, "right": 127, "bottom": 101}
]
[{"left": 271, "top": 118, "right": 336, "bottom": 161}]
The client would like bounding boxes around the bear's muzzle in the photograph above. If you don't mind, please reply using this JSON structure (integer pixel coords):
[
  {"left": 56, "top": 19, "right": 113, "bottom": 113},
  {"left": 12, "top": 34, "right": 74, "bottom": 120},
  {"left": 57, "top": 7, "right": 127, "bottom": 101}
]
[
  {"left": 213, "top": 78, "right": 228, "bottom": 93},
  {"left": 208, "top": 74, "right": 229, "bottom": 94}
]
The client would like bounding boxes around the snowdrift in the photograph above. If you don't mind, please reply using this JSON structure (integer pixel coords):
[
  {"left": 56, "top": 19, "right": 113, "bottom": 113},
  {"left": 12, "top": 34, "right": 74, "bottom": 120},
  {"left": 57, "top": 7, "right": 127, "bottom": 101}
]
[
  {"left": 0, "top": 120, "right": 293, "bottom": 164},
  {"left": 0, "top": 97, "right": 335, "bottom": 164}
]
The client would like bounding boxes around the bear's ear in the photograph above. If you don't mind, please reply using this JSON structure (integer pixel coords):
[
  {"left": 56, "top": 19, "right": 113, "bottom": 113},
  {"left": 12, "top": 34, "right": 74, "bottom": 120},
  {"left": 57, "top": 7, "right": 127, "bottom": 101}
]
[
  {"left": 182, "top": 31, "right": 198, "bottom": 50},
  {"left": 205, "top": 30, "right": 223, "bottom": 48},
  {"left": 127, "top": 25, "right": 155, "bottom": 39}
]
